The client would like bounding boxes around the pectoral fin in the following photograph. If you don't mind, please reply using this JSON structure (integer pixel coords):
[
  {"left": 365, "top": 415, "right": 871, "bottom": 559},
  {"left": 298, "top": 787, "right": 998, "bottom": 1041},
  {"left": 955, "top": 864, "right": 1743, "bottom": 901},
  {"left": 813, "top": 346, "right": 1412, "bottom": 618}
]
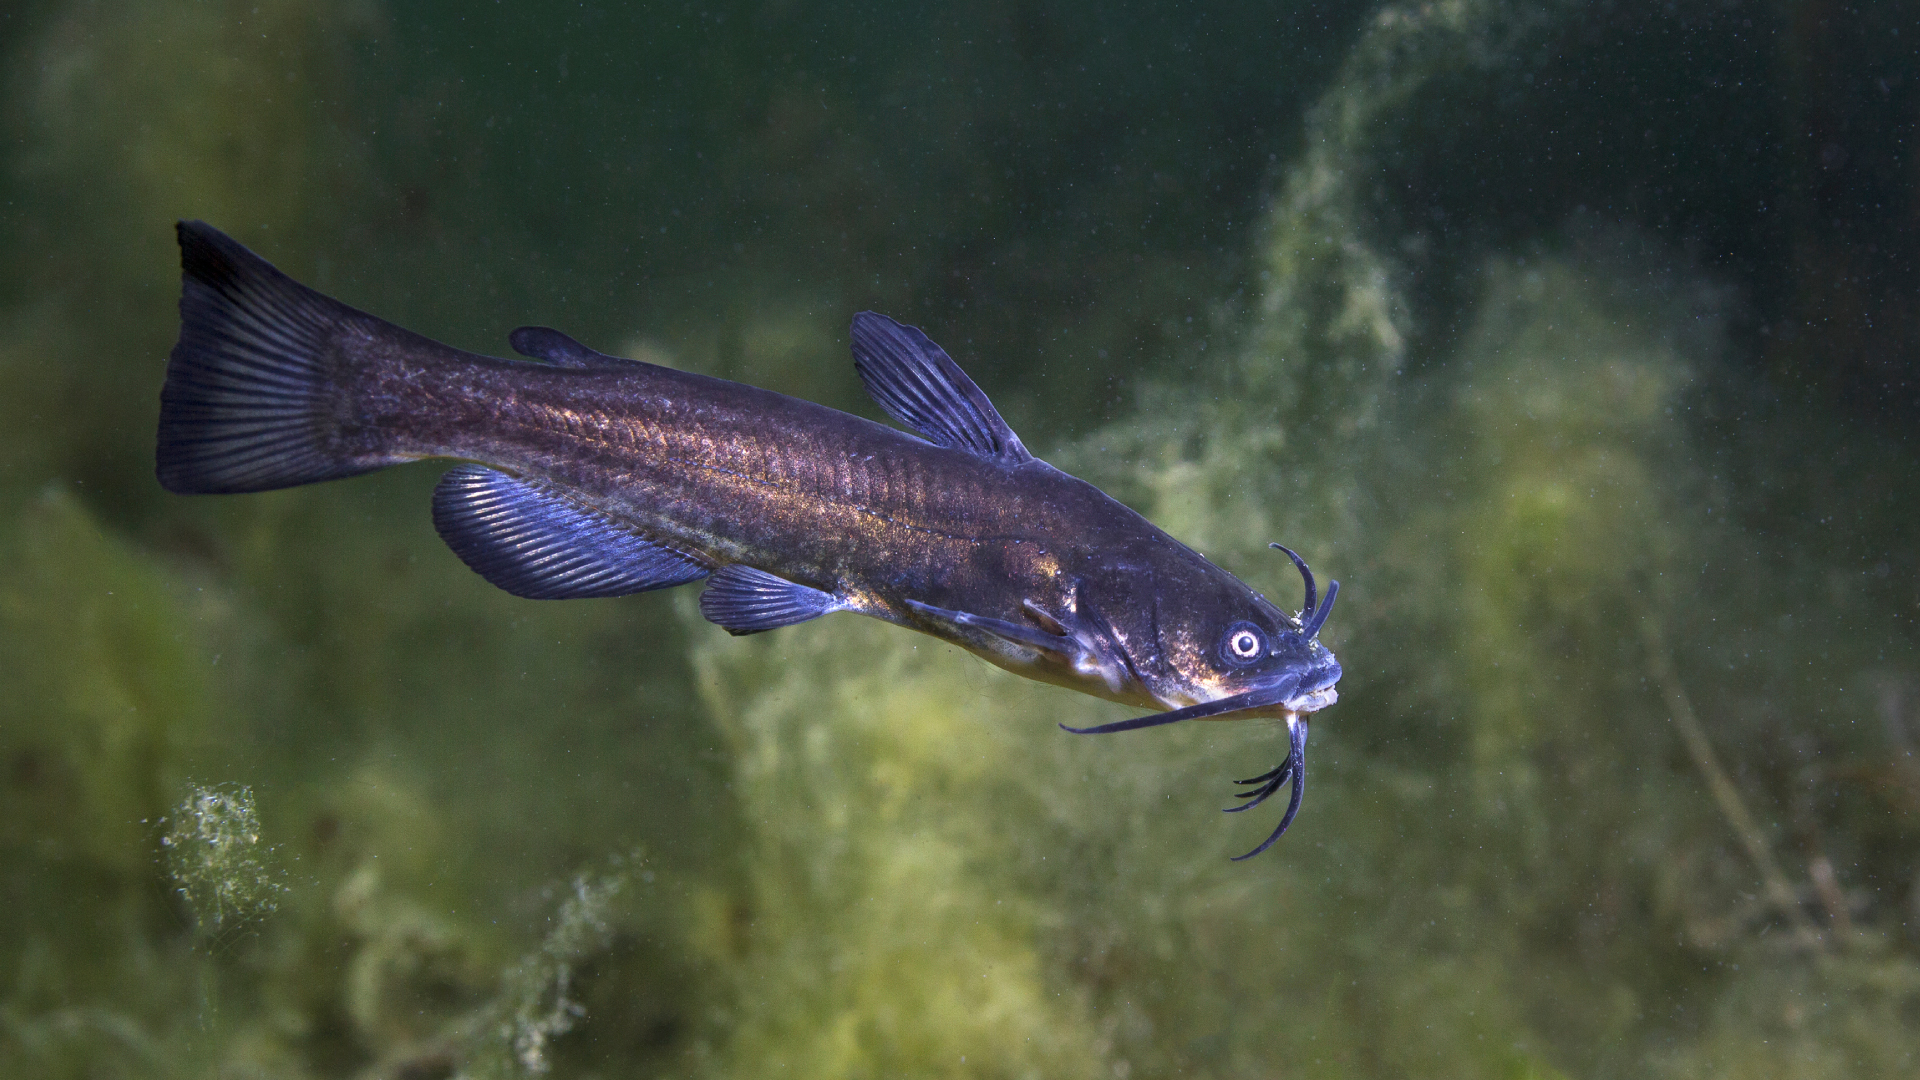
[
  {"left": 904, "top": 599, "right": 1078, "bottom": 657},
  {"left": 700, "top": 565, "right": 849, "bottom": 635}
]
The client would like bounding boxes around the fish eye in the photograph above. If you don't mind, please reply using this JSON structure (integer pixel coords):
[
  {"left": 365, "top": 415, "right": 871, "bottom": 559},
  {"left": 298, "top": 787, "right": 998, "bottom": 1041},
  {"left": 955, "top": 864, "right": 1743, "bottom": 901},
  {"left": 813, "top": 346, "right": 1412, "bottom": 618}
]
[{"left": 1220, "top": 622, "right": 1265, "bottom": 666}]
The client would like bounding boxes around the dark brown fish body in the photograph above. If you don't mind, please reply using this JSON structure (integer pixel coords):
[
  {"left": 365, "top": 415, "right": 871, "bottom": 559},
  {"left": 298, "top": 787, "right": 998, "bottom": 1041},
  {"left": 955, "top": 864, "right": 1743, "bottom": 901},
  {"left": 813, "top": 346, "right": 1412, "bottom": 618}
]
[{"left": 158, "top": 222, "right": 1342, "bottom": 857}]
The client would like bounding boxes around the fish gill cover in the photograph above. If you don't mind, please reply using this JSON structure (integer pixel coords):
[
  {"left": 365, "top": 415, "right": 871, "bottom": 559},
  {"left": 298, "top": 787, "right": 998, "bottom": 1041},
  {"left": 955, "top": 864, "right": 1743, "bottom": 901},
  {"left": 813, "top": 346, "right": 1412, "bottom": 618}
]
[{"left": 2, "top": 1, "right": 1919, "bottom": 1078}]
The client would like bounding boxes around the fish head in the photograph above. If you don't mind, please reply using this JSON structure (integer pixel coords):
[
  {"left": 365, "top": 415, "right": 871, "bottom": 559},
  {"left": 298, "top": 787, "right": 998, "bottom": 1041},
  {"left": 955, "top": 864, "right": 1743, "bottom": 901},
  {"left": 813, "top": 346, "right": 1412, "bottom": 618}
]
[
  {"left": 1094, "top": 541, "right": 1342, "bottom": 719},
  {"left": 1061, "top": 542, "right": 1342, "bottom": 860}
]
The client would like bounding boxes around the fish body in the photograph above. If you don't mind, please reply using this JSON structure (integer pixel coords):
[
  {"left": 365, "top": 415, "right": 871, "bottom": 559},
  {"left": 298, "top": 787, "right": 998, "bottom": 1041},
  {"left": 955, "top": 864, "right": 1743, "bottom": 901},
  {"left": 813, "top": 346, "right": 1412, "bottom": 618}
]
[
  {"left": 341, "top": 336, "right": 1245, "bottom": 709},
  {"left": 157, "top": 221, "right": 1343, "bottom": 856}
]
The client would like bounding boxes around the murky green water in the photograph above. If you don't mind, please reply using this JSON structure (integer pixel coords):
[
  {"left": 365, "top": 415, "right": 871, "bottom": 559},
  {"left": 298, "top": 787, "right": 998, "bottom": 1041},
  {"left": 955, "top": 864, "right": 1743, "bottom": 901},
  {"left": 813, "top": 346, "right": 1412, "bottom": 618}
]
[{"left": 4, "top": 2, "right": 1918, "bottom": 1077}]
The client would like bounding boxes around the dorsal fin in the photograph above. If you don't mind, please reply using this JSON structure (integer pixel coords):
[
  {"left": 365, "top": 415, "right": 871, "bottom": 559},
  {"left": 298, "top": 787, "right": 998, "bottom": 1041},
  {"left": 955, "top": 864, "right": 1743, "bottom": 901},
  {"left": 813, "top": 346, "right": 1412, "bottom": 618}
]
[
  {"left": 849, "top": 312, "right": 1031, "bottom": 464},
  {"left": 509, "top": 326, "right": 639, "bottom": 369}
]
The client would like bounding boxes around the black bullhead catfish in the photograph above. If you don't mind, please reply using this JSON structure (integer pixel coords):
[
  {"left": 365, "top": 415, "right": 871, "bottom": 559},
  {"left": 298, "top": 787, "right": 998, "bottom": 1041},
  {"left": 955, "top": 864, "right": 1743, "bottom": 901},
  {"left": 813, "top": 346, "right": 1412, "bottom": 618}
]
[{"left": 156, "top": 221, "right": 1343, "bottom": 858}]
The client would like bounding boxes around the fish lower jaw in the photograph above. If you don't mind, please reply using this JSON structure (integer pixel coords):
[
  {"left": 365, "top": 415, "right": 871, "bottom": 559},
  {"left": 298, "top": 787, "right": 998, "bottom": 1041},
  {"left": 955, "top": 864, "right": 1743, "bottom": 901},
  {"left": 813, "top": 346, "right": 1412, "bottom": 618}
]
[{"left": 1283, "top": 686, "right": 1339, "bottom": 715}]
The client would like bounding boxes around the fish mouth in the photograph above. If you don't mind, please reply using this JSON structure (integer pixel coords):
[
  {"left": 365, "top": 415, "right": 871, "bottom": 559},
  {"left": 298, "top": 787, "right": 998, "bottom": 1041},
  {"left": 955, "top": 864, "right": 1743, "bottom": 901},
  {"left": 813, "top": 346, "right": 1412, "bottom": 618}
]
[
  {"left": 1280, "top": 658, "right": 1342, "bottom": 715},
  {"left": 1283, "top": 684, "right": 1338, "bottom": 715}
]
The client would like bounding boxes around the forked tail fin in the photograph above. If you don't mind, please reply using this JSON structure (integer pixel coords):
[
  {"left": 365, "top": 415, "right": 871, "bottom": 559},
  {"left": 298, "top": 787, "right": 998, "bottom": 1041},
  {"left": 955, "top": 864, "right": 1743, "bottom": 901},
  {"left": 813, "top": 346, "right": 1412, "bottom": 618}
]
[{"left": 157, "top": 221, "right": 401, "bottom": 493}]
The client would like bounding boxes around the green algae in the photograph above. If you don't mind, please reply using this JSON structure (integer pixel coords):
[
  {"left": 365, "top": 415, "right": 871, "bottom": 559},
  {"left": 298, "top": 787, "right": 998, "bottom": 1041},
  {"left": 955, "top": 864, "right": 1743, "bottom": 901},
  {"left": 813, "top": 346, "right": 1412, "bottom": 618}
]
[
  {"left": 162, "top": 783, "right": 285, "bottom": 930},
  {"left": 691, "top": 609, "right": 1110, "bottom": 1080},
  {"left": 0, "top": 490, "right": 213, "bottom": 1080},
  {"left": 0, "top": 489, "right": 207, "bottom": 875}
]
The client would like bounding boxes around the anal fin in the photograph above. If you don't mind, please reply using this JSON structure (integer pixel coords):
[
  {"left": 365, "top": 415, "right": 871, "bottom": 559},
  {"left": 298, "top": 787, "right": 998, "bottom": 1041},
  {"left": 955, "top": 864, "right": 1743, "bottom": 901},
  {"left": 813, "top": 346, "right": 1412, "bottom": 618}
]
[
  {"left": 432, "top": 465, "right": 708, "bottom": 599},
  {"left": 699, "top": 565, "right": 848, "bottom": 635}
]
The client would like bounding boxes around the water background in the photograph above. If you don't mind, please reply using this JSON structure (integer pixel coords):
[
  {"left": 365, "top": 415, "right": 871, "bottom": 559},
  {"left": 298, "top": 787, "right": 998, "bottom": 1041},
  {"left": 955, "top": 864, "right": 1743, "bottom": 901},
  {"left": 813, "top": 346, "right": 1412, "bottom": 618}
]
[{"left": 3, "top": 2, "right": 1918, "bottom": 1077}]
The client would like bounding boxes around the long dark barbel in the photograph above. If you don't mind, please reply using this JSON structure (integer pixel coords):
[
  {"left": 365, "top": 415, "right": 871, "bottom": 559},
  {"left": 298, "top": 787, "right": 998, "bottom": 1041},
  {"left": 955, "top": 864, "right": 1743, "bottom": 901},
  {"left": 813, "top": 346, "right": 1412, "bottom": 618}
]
[{"left": 155, "top": 221, "right": 1345, "bottom": 858}]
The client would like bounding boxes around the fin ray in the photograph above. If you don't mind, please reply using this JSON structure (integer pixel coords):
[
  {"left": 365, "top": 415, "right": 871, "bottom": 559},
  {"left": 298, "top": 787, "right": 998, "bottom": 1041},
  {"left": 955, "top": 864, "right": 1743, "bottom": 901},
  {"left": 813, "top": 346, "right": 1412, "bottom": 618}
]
[
  {"left": 432, "top": 465, "right": 708, "bottom": 599},
  {"left": 905, "top": 598, "right": 1075, "bottom": 656},
  {"left": 849, "top": 312, "right": 1031, "bottom": 464},
  {"left": 699, "top": 565, "right": 848, "bottom": 634},
  {"left": 158, "top": 221, "right": 401, "bottom": 493}
]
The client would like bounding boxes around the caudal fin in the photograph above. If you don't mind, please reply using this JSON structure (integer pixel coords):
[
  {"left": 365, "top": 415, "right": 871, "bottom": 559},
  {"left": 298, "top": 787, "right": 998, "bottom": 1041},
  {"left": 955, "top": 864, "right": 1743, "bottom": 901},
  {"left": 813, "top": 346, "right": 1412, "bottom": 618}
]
[{"left": 157, "top": 222, "right": 395, "bottom": 494}]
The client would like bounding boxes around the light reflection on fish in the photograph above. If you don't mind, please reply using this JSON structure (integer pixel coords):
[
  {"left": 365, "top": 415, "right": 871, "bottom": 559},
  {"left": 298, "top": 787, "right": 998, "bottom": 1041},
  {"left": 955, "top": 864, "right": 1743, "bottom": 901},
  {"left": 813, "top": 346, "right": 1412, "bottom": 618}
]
[{"left": 155, "top": 222, "right": 1344, "bottom": 858}]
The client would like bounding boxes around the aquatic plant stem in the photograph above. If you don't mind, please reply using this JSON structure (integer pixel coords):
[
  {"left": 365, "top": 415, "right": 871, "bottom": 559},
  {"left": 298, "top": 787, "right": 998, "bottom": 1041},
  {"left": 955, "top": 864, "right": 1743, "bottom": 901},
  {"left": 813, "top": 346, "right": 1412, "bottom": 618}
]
[{"left": 1641, "top": 619, "right": 1821, "bottom": 945}]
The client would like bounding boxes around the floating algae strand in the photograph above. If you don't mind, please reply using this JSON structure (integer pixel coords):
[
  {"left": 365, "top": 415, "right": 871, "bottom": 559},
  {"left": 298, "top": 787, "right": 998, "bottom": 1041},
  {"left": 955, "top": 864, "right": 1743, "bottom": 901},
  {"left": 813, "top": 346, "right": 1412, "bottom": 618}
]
[
  {"left": 453, "top": 853, "right": 704, "bottom": 1080},
  {"left": 160, "top": 783, "right": 284, "bottom": 930},
  {"left": 495, "top": 873, "right": 620, "bottom": 1076}
]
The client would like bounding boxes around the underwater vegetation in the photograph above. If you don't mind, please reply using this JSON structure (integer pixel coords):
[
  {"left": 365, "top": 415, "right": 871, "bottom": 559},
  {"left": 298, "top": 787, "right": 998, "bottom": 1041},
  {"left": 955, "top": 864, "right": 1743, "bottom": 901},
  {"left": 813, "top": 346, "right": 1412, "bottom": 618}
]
[
  {"left": 3, "top": 0, "right": 1919, "bottom": 1078},
  {"left": 162, "top": 782, "right": 286, "bottom": 931}
]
